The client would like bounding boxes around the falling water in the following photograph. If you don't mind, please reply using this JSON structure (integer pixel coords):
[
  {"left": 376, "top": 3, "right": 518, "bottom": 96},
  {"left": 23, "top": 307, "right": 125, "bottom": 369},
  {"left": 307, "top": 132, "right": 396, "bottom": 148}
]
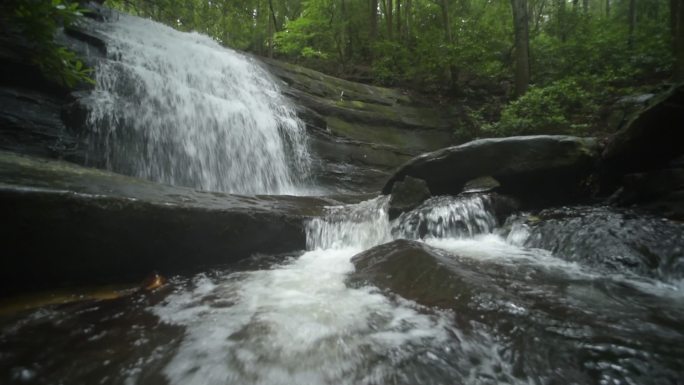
[{"left": 83, "top": 13, "right": 311, "bottom": 194}]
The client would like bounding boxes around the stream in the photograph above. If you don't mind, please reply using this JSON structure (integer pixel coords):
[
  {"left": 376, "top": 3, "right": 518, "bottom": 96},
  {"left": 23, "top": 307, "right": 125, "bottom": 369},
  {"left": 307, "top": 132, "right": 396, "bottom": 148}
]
[
  {"left": 1, "top": 7, "right": 683, "bottom": 385},
  {"left": 1, "top": 195, "right": 683, "bottom": 385}
]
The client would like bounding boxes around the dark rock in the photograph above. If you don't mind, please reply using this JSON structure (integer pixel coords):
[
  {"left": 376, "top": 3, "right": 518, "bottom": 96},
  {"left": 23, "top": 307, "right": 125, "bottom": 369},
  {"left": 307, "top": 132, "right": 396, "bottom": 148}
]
[
  {"left": 512, "top": 205, "right": 684, "bottom": 279},
  {"left": 348, "top": 238, "right": 684, "bottom": 383},
  {"left": 605, "top": 93, "right": 656, "bottom": 132},
  {"left": 391, "top": 193, "right": 518, "bottom": 239},
  {"left": 611, "top": 168, "right": 684, "bottom": 220},
  {"left": 601, "top": 83, "right": 684, "bottom": 180},
  {"left": 0, "top": 87, "right": 85, "bottom": 163},
  {"left": 349, "top": 240, "right": 473, "bottom": 309},
  {"left": 388, "top": 176, "right": 431, "bottom": 219},
  {"left": 382, "top": 135, "right": 600, "bottom": 208},
  {"left": 259, "top": 57, "right": 460, "bottom": 191},
  {"left": 0, "top": 151, "right": 335, "bottom": 296},
  {"left": 462, "top": 175, "right": 500, "bottom": 193}
]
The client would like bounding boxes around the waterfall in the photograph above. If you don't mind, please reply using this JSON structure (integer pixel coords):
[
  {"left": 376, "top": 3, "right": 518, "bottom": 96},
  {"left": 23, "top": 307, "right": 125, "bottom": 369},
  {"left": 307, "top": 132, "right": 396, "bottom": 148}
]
[{"left": 83, "top": 13, "right": 311, "bottom": 195}]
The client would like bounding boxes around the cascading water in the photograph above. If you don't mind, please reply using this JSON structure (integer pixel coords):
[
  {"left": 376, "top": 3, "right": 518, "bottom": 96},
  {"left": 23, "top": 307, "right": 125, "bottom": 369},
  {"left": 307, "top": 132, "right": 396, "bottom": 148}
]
[
  {"left": 1, "top": 194, "right": 684, "bottom": 384},
  {"left": 83, "top": 13, "right": 311, "bottom": 194}
]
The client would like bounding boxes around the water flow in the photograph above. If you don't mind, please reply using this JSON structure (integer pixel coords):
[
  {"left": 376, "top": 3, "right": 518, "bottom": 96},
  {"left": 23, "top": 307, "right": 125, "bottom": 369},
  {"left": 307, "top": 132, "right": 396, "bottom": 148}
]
[
  {"left": 4, "top": 195, "right": 684, "bottom": 384},
  {"left": 84, "top": 13, "right": 310, "bottom": 194},
  {"left": 393, "top": 195, "right": 498, "bottom": 240},
  {"left": 152, "top": 196, "right": 475, "bottom": 385}
]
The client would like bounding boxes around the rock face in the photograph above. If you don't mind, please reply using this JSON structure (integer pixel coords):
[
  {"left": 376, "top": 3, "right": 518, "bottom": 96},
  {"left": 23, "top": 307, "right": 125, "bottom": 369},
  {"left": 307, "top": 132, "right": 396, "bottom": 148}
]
[
  {"left": 0, "top": 31, "right": 86, "bottom": 163},
  {"left": 382, "top": 135, "right": 600, "bottom": 208},
  {"left": 0, "top": 151, "right": 334, "bottom": 296},
  {"left": 349, "top": 238, "right": 684, "bottom": 383},
  {"left": 350, "top": 240, "right": 468, "bottom": 308},
  {"left": 387, "top": 176, "right": 431, "bottom": 220},
  {"left": 599, "top": 84, "right": 684, "bottom": 219},
  {"left": 262, "top": 58, "right": 460, "bottom": 192},
  {"left": 507, "top": 206, "right": 684, "bottom": 279},
  {"left": 601, "top": 83, "right": 684, "bottom": 177}
]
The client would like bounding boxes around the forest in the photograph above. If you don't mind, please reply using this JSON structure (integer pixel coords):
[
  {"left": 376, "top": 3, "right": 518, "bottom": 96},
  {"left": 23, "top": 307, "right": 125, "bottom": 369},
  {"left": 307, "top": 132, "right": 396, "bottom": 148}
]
[
  {"left": 102, "top": 0, "right": 683, "bottom": 137},
  {"left": 2, "top": 1, "right": 684, "bottom": 384},
  {"left": 3, "top": 0, "right": 682, "bottom": 139}
]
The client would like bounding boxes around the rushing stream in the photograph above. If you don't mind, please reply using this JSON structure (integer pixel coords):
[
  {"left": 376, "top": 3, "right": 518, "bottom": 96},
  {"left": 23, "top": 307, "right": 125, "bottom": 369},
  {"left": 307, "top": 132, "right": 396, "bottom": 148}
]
[
  {"left": 1, "top": 195, "right": 683, "bottom": 384},
  {"left": 82, "top": 13, "right": 311, "bottom": 195},
  {"left": 1, "top": 8, "right": 682, "bottom": 385}
]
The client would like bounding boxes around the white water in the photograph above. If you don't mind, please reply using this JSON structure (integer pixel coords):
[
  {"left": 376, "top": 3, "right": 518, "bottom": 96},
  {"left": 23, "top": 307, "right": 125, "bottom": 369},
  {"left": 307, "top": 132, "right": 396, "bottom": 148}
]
[
  {"left": 154, "top": 197, "right": 459, "bottom": 385},
  {"left": 84, "top": 13, "right": 311, "bottom": 194},
  {"left": 151, "top": 195, "right": 535, "bottom": 385}
]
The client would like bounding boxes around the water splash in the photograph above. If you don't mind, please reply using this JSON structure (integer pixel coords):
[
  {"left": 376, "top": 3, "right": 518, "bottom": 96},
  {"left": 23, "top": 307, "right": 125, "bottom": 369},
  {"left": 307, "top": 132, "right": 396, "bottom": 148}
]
[
  {"left": 83, "top": 13, "right": 311, "bottom": 194},
  {"left": 306, "top": 196, "right": 392, "bottom": 250},
  {"left": 393, "top": 195, "right": 498, "bottom": 240}
]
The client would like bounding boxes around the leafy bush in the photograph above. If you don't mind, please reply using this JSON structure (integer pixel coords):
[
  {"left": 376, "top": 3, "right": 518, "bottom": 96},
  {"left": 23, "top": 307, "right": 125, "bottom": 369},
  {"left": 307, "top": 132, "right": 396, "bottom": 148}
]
[
  {"left": 3, "top": 0, "right": 94, "bottom": 88},
  {"left": 484, "top": 78, "right": 602, "bottom": 136}
]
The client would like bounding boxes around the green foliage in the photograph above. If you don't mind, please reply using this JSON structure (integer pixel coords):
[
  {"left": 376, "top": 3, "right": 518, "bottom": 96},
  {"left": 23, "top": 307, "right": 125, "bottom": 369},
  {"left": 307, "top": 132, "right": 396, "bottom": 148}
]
[
  {"left": 98, "top": 0, "right": 676, "bottom": 141},
  {"left": 484, "top": 77, "right": 609, "bottom": 137},
  {"left": 6, "top": 0, "right": 94, "bottom": 88}
]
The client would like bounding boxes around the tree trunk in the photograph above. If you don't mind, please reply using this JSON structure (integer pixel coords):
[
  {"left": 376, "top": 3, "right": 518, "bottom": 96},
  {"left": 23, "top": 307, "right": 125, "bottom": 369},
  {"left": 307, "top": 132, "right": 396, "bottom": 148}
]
[
  {"left": 673, "top": 0, "right": 684, "bottom": 80},
  {"left": 397, "top": 0, "right": 402, "bottom": 40},
  {"left": 267, "top": 7, "right": 273, "bottom": 58},
  {"left": 583, "top": 0, "right": 589, "bottom": 13},
  {"left": 387, "top": 0, "right": 393, "bottom": 40},
  {"left": 606, "top": 0, "right": 610, "bottom": 17},
  {"left": 511, "top": 0, "right": 530, "bottom": 96},
  {"left": 440, "top": 0, "right": 453, "bottom": 44},
  {"left": 628, "top": 0, "right": 637, "bottom": 48},
  {"left": 370, "top": 0, "right": 378, "bottom": 41},
  {"left": 406, "top": 0, "right": 412, "bottom": 38},
  {"left": 558, "top": 0, "right": 567, "bottom": 42},
  {"left": 268, "top": 0, "right": 279, "bottom": 33}
]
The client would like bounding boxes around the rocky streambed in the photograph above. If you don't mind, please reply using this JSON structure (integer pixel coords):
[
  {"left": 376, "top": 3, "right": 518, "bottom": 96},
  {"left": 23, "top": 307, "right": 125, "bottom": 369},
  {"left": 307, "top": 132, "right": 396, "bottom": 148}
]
[{"left": 1, "top": 5, "right": 684, "bottom": 385}]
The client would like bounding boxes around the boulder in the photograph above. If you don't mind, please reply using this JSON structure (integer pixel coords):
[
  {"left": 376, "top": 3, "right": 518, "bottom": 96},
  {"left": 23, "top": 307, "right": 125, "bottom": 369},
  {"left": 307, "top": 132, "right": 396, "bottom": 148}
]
[
  {"left": 0, "top": 151, "right": 334, "bottom": 296},
  {"left": 347, "top": 238, "right": 684, "bottom": 383},
  {"left": 462, "top": 175, "right": 500, "bottom": 193},
  {"left": 598, "top": 84, "right": 684, "bottom": 218},
  {"left": 509, "top": 205, "right": 684, "bottom": 279},
  {"left": 382, "top": 135, "right": 600, "bottom": 208},
  {"left": 387, "top": 176, "right": 431, "bottom": 219},
  {"left": 349, "top": 240, "right": 475, "bottom": 309},
  {"left": 601, "top": 83, "right": 684, "bottom": 179}
]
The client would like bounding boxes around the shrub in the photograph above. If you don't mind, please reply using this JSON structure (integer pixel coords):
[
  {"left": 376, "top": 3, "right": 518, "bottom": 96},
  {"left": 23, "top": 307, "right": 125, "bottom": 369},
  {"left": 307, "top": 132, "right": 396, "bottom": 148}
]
[{"left": 3, "top": 0, "right": 94, "bottom": 88}]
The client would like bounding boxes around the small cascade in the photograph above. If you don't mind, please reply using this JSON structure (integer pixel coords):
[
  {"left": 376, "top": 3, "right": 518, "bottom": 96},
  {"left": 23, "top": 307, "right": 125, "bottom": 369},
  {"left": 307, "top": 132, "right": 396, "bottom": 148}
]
[
  {"left": 306, "top": 196, "right": 392, "bottom": 250},
  {"left": 83, "top": 13, "right": 311, "bottom": 194},
  {"left": 393, "top": 195, "right": 499, "bottom": 240}
]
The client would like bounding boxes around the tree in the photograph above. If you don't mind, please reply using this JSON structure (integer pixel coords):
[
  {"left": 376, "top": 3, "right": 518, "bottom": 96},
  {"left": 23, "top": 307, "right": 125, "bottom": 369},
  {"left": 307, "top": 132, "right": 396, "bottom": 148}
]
[
  {"left": 673, "top": 0, "right": 684, "bottom": 80},
  {"left": 511, "top": 0, "right": 530, "bottom": 96}
]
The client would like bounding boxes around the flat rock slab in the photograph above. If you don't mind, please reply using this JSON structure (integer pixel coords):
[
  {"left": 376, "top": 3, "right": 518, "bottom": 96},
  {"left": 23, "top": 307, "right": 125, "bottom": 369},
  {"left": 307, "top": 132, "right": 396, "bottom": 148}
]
[
  {"left": 382, "top": 135, "right": 600, "bottom": 208},
  {"left": 0, "top": 151, "right": 335, "bottom": 296}
]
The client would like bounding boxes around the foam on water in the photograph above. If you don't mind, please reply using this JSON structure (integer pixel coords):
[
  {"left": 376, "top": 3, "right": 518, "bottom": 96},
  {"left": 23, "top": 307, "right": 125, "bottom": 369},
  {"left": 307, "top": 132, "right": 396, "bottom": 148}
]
[
  {"left": 84, "top": 13, "right": 311, "bottom": 194},
  {"left": 150, "top": 194, "right": 683, "bottom": 384},
  {"left": 153, "top": 252, "right": 454, "bottom": 384}
]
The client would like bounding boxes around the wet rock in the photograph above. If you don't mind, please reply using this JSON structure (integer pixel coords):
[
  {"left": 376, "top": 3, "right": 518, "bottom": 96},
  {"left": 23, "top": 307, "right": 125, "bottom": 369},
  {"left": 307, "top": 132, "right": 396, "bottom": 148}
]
[
  {"left": 391, "top": 193, "right": 517, "bottom": 239},
  {"left": 511, "top": 205, "right": 684, "bottom": 279},
  {"left": 0, "top": 151, "right": 334, "bottom": 296},
  {"left": 349, "top": 240, "right": 474, "bottom": 308},
  {"left": 349, "top": 238, "right": 684, "bottom": 384},
  {"left": 601, "top": 83, "right": 684, "bottom": 180},
  {"left": 462, "top": 175, "right": 500, "bottom": 193},
  {"left": 383, "top": 135, "right": 600, "bottom": 208},
  {"left": 0, "top": 87, "right": 85, "bottom": 163},
  {"left": 388, "top": 176, "right": 431, "bottom": 220},
  {"left": 261, "top": 57, "right": 459, "bottom": 191}
]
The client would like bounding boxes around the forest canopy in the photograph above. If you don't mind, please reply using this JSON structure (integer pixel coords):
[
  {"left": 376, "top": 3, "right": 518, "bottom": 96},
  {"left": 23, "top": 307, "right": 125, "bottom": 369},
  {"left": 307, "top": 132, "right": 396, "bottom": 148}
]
[{"left": 104, "top": 0, "right": 681, "bottom": 137}]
